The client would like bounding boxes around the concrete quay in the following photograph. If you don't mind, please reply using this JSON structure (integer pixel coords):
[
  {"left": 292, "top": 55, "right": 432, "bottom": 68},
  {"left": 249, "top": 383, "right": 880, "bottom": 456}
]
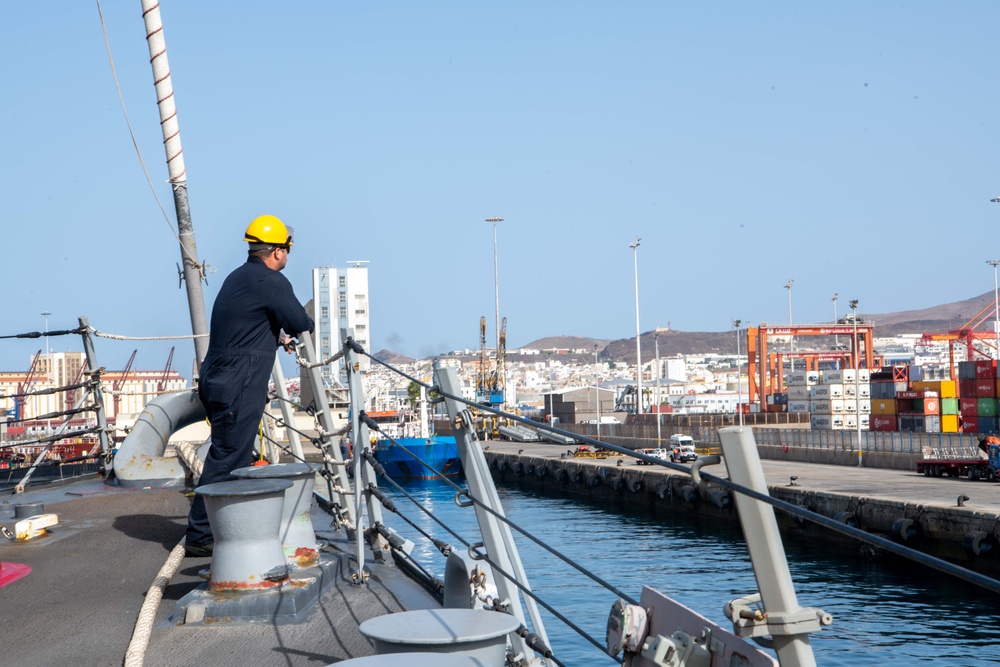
[{"left": 480, "top": 440, "right": 1000, "bottom": 578}]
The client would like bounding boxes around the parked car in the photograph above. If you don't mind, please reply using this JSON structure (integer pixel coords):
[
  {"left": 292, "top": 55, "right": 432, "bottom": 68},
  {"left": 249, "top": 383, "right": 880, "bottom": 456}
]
[{"left": 634, "top": 448, "right": 668, "bottom": 465}]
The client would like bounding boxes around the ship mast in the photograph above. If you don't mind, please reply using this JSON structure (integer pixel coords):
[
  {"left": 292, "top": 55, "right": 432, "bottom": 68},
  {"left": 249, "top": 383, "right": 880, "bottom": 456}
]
[{"left": 140, "top": 0, "right": 209, "bottom": 370}]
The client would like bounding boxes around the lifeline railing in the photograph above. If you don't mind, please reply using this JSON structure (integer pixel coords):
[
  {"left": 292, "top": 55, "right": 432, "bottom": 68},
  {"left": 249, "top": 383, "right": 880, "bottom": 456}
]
[{"left": 306, "top": 337, "right": 1000, "bottom": 667}]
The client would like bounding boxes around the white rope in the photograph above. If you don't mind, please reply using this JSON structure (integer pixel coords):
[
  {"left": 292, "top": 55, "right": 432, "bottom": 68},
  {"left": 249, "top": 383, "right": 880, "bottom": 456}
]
[
  {"left": 91, "top": 329, "right": 209, "bottom": 341},
  {"left": 123, "top": 541, "right": 186, "bottom": 667},
  {"left": 174, "top": 441, "right": 204, "bottom": 476}
]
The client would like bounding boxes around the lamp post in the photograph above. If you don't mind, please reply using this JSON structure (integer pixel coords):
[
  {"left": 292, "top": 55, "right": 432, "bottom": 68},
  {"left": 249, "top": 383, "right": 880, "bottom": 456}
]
[
  {"left": 988, "top": 261, "right": 1000, "bottom": 360},
  {"left": 485, "top": 217, "right": 503, "bottom": 353},
  {"left": 832, "top": 292, "right": 839, "bottom": 350},
  {"left": 654, "top": 330, "right": 661, "bottom": 446},
  {"left": 631, "top": 236, "right": 642, "bottom": 415},
  {"left": 594, "top": 344, "right": 602, "bottom": 441},
  {"left": 850, "top": 299, "right": 861, "bottom": 466},
  {"left": 41, "top": 311, "right": 51, "bottom": 355},
  {"left": 785, "top": 279, "right": 794, "bottom": 372},
  {"left": 734, "top": 319, "right": 743, "bottom": 428}
]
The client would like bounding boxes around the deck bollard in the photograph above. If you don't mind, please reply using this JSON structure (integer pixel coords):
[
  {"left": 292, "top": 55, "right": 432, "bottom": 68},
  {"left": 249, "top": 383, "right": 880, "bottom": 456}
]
[
  {"left": 233, "top": 463, "right": 319, "bottom": 567},
  {"left": 195, "top": 478, "right": 292, "bottom": 592},
  {"left": 359, "top": 608, "right": 520, "bottom": 666}
]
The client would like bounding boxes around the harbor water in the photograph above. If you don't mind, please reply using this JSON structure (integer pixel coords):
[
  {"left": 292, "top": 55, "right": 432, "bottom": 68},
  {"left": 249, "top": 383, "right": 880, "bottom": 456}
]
[{"left": 384, "top": 479, "right": 1000, "bottom": 666}]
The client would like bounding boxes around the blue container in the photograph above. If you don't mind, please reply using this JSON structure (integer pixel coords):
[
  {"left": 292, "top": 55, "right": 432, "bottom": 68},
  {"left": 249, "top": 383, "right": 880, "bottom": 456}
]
[
  {"left": 773, "top": 392, "right": 788, "bottom": 405},
  {"left": 908, "top": 365, "right": 925, "bottom": 382},
  {"left": 977, "top": 416, "right": 1000, "bottom": 434},
  {"left": 958, "top": 361, "right": 978, "bottom": 380}
]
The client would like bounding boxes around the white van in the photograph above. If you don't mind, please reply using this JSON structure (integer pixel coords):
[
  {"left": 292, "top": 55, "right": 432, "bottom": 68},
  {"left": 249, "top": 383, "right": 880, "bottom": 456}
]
[{"left": 668, "top": 434, "right": 698, "bottom": 463}]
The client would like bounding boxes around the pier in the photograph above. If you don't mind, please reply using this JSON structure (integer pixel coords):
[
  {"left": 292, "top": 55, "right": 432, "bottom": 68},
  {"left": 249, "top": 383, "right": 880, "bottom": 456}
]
[{"left": 481, "top": 439, "right": 1000, "bottom": 577}]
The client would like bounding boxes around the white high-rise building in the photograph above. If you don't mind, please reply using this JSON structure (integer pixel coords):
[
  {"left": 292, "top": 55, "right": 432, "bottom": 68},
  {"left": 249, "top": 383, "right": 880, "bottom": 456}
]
[{"left": 311, "top": 261, "right": 371, "bottom": 383}]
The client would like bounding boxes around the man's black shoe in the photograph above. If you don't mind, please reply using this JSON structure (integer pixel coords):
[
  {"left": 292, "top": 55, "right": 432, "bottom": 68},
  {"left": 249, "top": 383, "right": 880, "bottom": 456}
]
[{"left": 185, "top": 541, "right": 214, "bottom": 558}]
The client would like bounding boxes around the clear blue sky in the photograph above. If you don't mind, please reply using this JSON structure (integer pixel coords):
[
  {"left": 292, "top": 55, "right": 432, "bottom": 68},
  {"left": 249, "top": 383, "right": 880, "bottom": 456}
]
[{"left": 4, "top": 2, "right": 999, "bottom": 377}]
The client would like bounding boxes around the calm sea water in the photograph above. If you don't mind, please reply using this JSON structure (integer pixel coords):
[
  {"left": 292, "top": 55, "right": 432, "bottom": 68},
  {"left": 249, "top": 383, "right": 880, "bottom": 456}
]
[{"left": 383, "top": 478, "right": 1000, "bottom": 666}]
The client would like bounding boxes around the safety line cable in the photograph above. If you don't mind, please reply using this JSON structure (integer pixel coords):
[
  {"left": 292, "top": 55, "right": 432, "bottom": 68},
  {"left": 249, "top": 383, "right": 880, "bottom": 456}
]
[
  {"left": 1, "top": 380, "right": 96, "bottom": 400},
  {"left": 91, "top": 329, "right": 208, "bottom": 341},
  {"left": 0, "top": 427, "right": 103, "bottom": 450},
  {"left": 364, "top": 350, "right": 1000, "bottom": 598},
  {"left": 0, "top": 327, "right": 87, "bottom": 340},
  {"left": 4, "top": 405, "right": 98, "bottom": 425}
]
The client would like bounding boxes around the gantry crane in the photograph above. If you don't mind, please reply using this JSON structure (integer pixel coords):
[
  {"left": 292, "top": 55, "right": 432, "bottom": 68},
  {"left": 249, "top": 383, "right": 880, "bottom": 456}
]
[{"left": 14, "top": 350, "right": 43, "bottom": 421}]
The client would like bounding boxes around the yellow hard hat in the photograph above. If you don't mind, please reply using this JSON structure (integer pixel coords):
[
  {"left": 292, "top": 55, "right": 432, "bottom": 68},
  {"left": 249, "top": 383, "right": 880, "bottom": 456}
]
[{"left": 244, "top": 215, "right": 294, "bottom": 246}]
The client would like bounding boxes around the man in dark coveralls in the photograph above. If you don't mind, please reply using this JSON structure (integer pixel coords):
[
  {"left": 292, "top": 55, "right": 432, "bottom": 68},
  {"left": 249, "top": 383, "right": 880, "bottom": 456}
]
[{"left": 184, "top": 215, "right": 314, "bottom": 557}]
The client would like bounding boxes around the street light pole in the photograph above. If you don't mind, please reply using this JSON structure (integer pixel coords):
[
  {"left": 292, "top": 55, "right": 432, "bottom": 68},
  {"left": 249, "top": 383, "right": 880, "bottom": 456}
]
[
  {"left": 631, "top": 236, "right": 642, "bottom": 416},
  {"left": 654, "top": 330, "right": 661, "bottom": 446},
  {"left": 850, "top": 299, "right": 861, "bottom": 467},
  {"left": 594, "top": 344, "right": 602, "bottom": 441},
  {"left": 988, "top": 261, "right": 1000, "bottom": 360},
  {"left": 785, "top": 279, "right": 794, "bottom": 371},
  {"left": 832, "top": 292, "right": 839, "bottom": 349},
  {"left": 486, "top": 217, "right": 503, "bottom": 353},
  {"left": 41, "top": 311, "right": 51, "bottom": 355},
  {"left": 734, "top": 319, "right": 743, "bottom": 428}
]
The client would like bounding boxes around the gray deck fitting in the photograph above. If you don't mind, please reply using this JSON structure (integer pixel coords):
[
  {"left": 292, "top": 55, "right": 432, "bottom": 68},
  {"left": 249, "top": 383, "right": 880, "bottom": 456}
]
[{"left": 170, "top": 551, "right": 341, "bottom": 625}]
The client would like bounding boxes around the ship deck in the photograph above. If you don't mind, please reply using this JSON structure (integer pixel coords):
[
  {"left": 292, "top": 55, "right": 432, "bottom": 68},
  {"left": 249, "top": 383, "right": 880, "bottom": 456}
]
[{"left": 0, "top": 479, "right": 437, "bottom": 667}]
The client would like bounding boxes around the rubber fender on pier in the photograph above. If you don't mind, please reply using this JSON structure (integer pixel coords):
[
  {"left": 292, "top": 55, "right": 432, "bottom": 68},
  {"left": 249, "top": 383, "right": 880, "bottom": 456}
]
[
  {"left": 834, "top": 511, "right": 857, "bottom": 528},
  {"left": 655, "top": 483, "right": 671, "bottom": 500},
  {"left": 709, "top": 488, "right": 731, "bottom": 509},
  {"left": 679, "top": 485, "right": 698, "bottom": 503},
  {"left": 488, "top": 458, "right": 499, "bottom": 471},
  {"left": 535, "top": 465, "right": 549, "bottom": 479},
  {"left": 891, "top": 518, "right": 919, "bottom": 542},
  {"left": 627, "top": 478, "right": 643, "bottom": 494},
  {"left": 963, "top": 531, "right": 994, "bottom": 557},
  {"left": 511, "top": 461, "right": 524, "bottom": 476},
  {"left": 586, "top": 473, "right": 601, "bottom": 488},
  {"left": 610, "top": 476, "right": 626, "bottom": 492},
  {"left": 497, "top": 460, "right": 508, "bottom": 473},
  {"left": 554, "top": 468, "right": 568, "bottom": 482},
  {"left": 570, "top": 470, "right": 583, "bottom": 484},
  {"left": 524, "top": 463, "right": 535, "bottom": 476}
]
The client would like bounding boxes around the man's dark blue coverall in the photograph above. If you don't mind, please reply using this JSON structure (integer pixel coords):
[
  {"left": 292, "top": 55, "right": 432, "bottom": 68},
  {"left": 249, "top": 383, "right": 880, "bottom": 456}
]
[{"left": 185, "top": 255, "right": 313, "bottom": 548}]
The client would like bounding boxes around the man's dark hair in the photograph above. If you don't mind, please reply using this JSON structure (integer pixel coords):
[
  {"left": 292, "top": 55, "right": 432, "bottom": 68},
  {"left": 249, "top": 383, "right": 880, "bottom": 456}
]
[{"left": 248, "top": 244, "right": 276, "bottom": 258}]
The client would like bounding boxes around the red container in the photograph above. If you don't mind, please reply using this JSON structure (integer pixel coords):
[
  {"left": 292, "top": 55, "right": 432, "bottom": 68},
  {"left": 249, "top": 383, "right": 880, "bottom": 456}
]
[
  {"left": 976, "top": 360, "right": 998, "bottom": 379},
  {"left": 976, "top": 379, "right": 997, "bottom": 397},
  {"left": 896, "top": 398, "right": 914, "bottom": 412},
  {"left": 960, "top": 397, "right": 979, "bottom": 412},
  {"left": 960, "top": 379, "right": 979, "bottom": 397},
  {"left": 871, "top": 415, "right": 898, "bottom": 431},
  {"left": 961, "top": 421, "right": 980, "bottom": 433}
]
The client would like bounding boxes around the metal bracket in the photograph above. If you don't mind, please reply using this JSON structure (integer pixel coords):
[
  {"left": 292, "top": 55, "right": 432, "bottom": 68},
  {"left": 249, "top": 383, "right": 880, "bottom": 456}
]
[
  {"left": 688, "top": 455, "right": 721, "bottom": 486},
  {"left": 725, "top": 592, "right": 833, "bottom": 643}
]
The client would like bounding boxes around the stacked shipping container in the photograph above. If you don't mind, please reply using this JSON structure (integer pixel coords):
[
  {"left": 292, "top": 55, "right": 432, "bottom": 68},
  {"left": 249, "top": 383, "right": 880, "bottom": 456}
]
[{"left": 786, "top": 368, "right": 871, "bottom": 431}]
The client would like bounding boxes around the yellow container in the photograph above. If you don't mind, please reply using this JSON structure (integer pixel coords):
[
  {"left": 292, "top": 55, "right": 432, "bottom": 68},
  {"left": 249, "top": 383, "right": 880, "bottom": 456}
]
[
  {"left": 910, "top": 380, "right": 957, "bottom": 398},
  {"left": 871, "top": 399, "right": 897, "bottom": 415},
  {"left": 941, "top": 414, "right": 959, "bottom": 433}
]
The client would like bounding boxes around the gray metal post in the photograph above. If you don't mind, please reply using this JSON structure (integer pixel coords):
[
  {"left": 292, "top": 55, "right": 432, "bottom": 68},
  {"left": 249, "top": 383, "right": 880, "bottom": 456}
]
[
  {"left": 78, "top": 317, "right": 110, "bottom": 458},
  {"left": 343, "top": 332, "right": 389, "bottom": 571},
  {"left": 298, "top": 332, "right": 355, "bottom": 528},
  {"left": 718, "top": 426, "right": 822, "bottom": 667},
  {"left": 271, "top": 356, "right": 304, "bottom": 461},
  {"left": 436, "top": 363, "right": 546, "bottom": 661}
]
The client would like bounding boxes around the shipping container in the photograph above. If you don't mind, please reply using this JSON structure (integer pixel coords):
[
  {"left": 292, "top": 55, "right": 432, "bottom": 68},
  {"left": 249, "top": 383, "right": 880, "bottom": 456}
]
[
  {"left": 978, "top": 416, "right": 1000, "bottom": 434},
  {"left": 908, "top": 365, "right": 925, "bottom": 382},
  {"left": 810, "top": 384, "right": 844, "bottom": 399},
  {"left": 976, "top": 379, "right": 997, "bottom": 398},
  {"left": 910, "top": 380, "right": 957, "bottom": 398},
  {"left": 960, "top": 379, "right": 978, "bottom": 398},
  {"left": 821, "top": 369, "right": 855, "bottom": 384},
  {"left": 958, "top": 360, "right": 977, "bottom": 380},
  {"left": 810, "top": 399, "right": 845, "bottom": 414},
  {"left": 941, "top": 397, "right": 959, "bottom": 415},
  {"left": 773, "top": 393, "right": 788, "bottom": 405},
  {"left": 871, "top": 414, "right": 897, "bottom": 432},
  {"left": 941, "top": 414, "right": 959, "bottom": 433},
  {"left": 978, "top": 398, "right": 999, "bottom": 417},
  {"left": 786, "top": 386, "right": 810, "bottom": 400},
  {"left": 811, "top": 414, "right": 844, "bottom": 430},
  {"left": 976, "top": 360, "right": 997, "bottom": 379},
  {"left": 871, "top": 399, "right": 897, "bottom": 416},
  {"left": 912, "top": 398, "right": 940, "bottom": 415},
  {"left": 787, "top": 400, "right": 810, "bottom": 413},
  {"left": 787, "top": 371, "right": 819, "bottom": 386},
  {"left": 858, "top": 399, "right": 871, "bottom": 414}
]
